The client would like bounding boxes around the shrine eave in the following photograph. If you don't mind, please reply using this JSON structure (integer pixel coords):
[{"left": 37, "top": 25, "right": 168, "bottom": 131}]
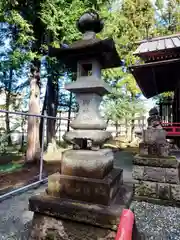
[
  {"left": 134, "top": 33, "right": 180, "bottom": 62},
  {"left": 129, "top": 58, "right": 180, "bottom": 98},
  {"left": 48, "top": 38, "right": 122, "bottom": 70},
  {"left": 134, "top": 33, "right": 180, "bottom": 54}
]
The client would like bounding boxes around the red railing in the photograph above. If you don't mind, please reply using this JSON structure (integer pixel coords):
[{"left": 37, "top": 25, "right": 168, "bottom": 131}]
[
  {"left": 115, "top": 209, "right": 134, "bottom": 240},
  {"left": 161, "top": 122, "right": 180, "bottom": 136}
]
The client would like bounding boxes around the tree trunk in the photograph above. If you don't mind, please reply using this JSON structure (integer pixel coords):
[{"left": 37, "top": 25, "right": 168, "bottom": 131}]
[
  {"left": 67, "top": 92, "right": 73, "bottom": 132},
  {"left": 5, "top": 68, "right": 13, "bottom": 145},
  {"left": 131, "top": 118, "right": 135, "bottom": 142},
  {"left": 45, "top": 56, "right": 59, "bottom": 149},
  {"left": 20, "top": 117, "right": 25, "bottom": 152},
  {"left": 125, "top": 118, "right": 128, "bottom": 139},
  {"left": 106, "top": 119, "right": 109, "bottom": 125},
  {"left": 130, "top": 93, "right": 135, "bottom": 143},
  {"left": 39, "top": 87, "right": 47, "bottom": 147},
  {"left": 115, "top": 121, "right": 118, "bottom": 137},
  {"left": 26, "top": 59, "right": 41, "bottom": 163},
  {"left": 46, "top": 77, "right": 58, "bottom": 146}
]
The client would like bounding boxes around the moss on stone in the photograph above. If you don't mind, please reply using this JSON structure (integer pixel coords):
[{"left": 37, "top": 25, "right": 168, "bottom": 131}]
[
  {"left": 45, "top": 232, "right": 56, "bottom": 240},
  {"left": 137, "top": 154, "right": 176, "bottom": 160},
  {"left": 135, "top": 182, "right": 156, "bottom": 198}
]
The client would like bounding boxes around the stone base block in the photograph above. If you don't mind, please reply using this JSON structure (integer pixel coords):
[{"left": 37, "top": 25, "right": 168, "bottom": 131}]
[
  {"left": 139, "top": 142, "right": 169, "bottom": 157},
  {"left": 132, "top": 165, "right": 180, "bottom": 184},
  {"left": 133, "top": 180, "right": 180, "bottom": 206},
  {"left": 134, "top": 180, "right": 157, "bottom": 199},
  {"left": 29, "top": 184, "right": 133, "bottom": 231},
  {"left": 61, "top": 149, "right": 114, "bottom": 179},
  {"left": 29, "top": 213, "right": 116, "bottom": 240},
  {"left": 48, "top": 168, "right": 123, "bottom": 205},
  {"left": 142, "top": 129, "right": 166, "bottom": 144},
  {"left": 133, "top": 154, "right": 179, "bottom": 168}
]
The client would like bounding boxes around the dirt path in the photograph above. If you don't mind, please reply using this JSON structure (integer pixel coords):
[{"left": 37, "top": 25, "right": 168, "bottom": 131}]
[
  {"left": 114, "top": 150, "right": 133, "bottom": 183},
  {"left": 0, "top": 164, "right": 59, "bottom": 195},
  {"left": 0, "top": 185, "right": 46, "bottom": 240}
]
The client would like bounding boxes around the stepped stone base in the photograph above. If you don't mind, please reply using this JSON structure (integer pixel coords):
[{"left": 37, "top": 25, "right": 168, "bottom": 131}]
[
  {"left": 133, "top": 154, "right": 179, "bottom": 168},
  {"left": 28, "top": 184, "right": 133, "bottom": 240},
  {"left": 48, "top": 168, "right": 122, "bottom": 205},
  {"left": 133, "top": 154, "right": 180, "bottom": 205}
]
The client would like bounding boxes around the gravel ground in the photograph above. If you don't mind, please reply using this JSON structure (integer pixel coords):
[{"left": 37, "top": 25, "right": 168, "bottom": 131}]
[{"left": 132, "top": 201, "right": 180, "bottom": 240}]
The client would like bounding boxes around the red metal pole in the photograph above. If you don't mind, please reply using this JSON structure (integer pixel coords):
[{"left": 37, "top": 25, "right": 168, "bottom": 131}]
[{"left": 115, "top": 209, "right": 135, "bottom": 240}]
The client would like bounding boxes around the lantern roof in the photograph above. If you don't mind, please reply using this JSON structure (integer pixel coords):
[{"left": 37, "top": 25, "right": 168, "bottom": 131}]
[{"left": 48, "top": 10, "right": 122, "bottom": 70}]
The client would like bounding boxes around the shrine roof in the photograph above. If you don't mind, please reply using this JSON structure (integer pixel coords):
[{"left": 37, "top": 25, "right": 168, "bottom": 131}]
[
  {"left": 129, "top": 58, "right": 180, "bottom": 98},
  {"left": 134, "top": 33, "right": 180, "bottom": 57},
  {"left": 130, "top": 33, "right": 180, "bottom": 98}
]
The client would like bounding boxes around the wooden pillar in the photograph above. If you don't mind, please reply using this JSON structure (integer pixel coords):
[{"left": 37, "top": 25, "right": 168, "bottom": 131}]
[
  {"left": 173, "top": 86, "right": 180, "bottom": 123},
  {"left": 159, "top": 101, "right": 163, "bottom": 120},
  {"left": 173, "top": 85, "right": 180, "bottom": 147}
]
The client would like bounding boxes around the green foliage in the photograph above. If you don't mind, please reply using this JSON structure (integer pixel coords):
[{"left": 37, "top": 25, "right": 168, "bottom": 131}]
[
  {"left": 40, "top": 0, "right": 111, "bottom": 46},
  {"left": 0, "top": 0, "right": 179, "bottom": 146},
  {"left": 100, "top": 0, "right": 155, "bottom": 114},
  {"left": 0, "top": 162, "right": 23, "bottom": 173},
  {"left": 152, "top": 0, "right": 180, "bottom": 102},
  {"left": 102, "top": 87, "right": 145, "bottom": 125},
  {"left": 155, "top": 0, "right": 180, "bottom": 35},
  {"left": 153, "top": 92, "right": 174, "bottom": 105}
]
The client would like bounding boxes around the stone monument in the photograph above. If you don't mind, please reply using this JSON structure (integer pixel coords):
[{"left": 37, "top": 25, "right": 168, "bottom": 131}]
[
  {"left": 28, "top": 10, "right": 132, "bottom": 239},
  {"left": 133, "top": 108, "right": 180, "bottom": 205},
  {"left": 147, "top": 107, "right": 162, "bottom": 129},
  {"left": 139, "top": 107, "right": 169, "bottom": 157}
]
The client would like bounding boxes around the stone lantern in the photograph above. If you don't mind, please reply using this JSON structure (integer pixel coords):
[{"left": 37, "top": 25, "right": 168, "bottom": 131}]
[{"left": 29, "top": 10, "right": 132, "bottom": 239}]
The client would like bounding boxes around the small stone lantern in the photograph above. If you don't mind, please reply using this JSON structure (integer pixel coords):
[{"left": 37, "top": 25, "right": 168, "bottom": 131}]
[{"left": 28, "top": 11, "right": 132, "bottom": 239}]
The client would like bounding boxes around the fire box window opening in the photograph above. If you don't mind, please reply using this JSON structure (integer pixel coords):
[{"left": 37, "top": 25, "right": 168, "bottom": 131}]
[{"left": 80, "top": 63, "right": 92, "bottom": 76}]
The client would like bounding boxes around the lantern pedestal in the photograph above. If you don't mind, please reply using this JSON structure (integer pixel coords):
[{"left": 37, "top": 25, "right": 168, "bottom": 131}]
[{"left": 29, "top": 184, "right": 132, "bottom": 240}]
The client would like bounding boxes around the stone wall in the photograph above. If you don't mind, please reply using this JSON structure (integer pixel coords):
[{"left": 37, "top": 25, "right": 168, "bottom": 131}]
[{"left": 133, "top": 155, "right": 180, "bottom": 205}]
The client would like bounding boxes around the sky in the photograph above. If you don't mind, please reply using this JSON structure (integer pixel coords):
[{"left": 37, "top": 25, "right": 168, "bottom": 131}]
[{"left": 141, "top": 96, "right": 155, "bottom": 111}]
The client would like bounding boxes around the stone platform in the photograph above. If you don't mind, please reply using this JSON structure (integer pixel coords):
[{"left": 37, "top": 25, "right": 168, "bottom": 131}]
[
  {"left": 28, "top": 184, "right": 133, "bottom": 240},
  {"left": 133, "top": 154, "right": 180, "bottom": 205},
  {"left": 48, "top": 167, "right": 122, "bottom": 205},
  {"left": 29, "top": 214, "right": 116, "bottom": 240}
]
